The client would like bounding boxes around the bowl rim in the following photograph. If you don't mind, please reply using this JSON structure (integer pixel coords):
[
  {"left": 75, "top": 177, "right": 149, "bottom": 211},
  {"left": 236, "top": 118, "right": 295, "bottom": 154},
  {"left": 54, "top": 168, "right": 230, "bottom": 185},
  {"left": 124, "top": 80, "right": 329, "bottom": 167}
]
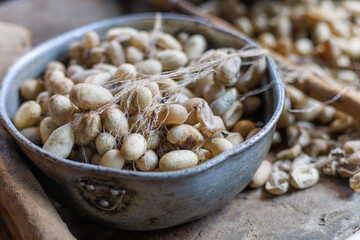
[{"left": 0, "top": 12, "right": 285, "bottom": 179}]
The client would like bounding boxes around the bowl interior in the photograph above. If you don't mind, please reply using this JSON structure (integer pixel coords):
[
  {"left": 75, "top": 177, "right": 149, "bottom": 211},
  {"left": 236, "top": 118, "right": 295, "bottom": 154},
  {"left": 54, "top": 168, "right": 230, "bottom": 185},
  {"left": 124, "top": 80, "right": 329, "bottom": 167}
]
[{"left": 0, "top": 13, "right": 284, "bottom": 177}]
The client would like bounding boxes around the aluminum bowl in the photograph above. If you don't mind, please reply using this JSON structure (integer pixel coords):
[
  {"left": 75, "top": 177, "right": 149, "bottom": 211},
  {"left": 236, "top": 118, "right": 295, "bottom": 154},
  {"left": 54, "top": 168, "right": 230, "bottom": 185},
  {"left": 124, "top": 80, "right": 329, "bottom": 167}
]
[{"left": 0, "top": 13, "right": 284, "bottom": 230}]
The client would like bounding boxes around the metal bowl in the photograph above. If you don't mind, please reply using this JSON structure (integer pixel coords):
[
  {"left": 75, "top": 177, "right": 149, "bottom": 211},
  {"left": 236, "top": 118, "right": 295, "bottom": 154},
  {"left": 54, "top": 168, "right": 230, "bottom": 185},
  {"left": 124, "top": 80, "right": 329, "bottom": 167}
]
[{"left": 0, "top": 13, "right": 284, "bottom": 230}]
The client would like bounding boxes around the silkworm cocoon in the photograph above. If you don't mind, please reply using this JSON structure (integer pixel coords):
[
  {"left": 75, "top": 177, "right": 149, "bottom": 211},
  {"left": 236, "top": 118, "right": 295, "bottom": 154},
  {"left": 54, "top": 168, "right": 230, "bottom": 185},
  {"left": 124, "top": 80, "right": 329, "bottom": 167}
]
[
  {"left": 343, "top": 140, "right": 360, "bottom": 154},
  {"left": 45, "top": 61, "right": 65, "bottom": 77},
  {"left": 40, "top": 117, "right": 58, "bottom": 144},
  {"left": 48, "top": 94, "right": 73, "bottom": 126},
  {"left": 14, "top": 101, "right": 41, "bottom": 130},
  {"left": 176, "top": 93, "right": 190, "bottom": 105},
  {"left": 276, "top": 144, "right": 302, "bottom": 160},
  {"left": 196, "top": 102, "right": 225, "bottom": 138},
  {"left": 135, "top": 59, "right": 163, "bottom": 75},
  {"left": 20, "top": 127, "right": 42, "bottom": 146},
  {"left": 157, "top": 141, "right": 178, "bottom": 158},
  {"left": 85, "top": 72, "right": 112, "bottom": 85},
  {"left": 129, "top": 86, "right": 152, "bottom": 114},
  {"left": 146, "top": 82, "right": 162, "bottom": 102},
  {"left": 235, "top": 16, "right": 254, "bottom": 36},
  {"left": 290, "top": 165, "right": 319, "bottom": 189},
  {"left": 101, "top": 107, "right": 129, "bottom": 138},
  {"left": 184, "top": 34, "right": 207, "bottom": 59},
  {"left": 43, "top": 124, "right": 74, "bottom": 158},
  {"left": 70, "top": 69, "right": 103, "bottom": 84},
  {"left": 196, "top": 148, "right": 213, "bottom": 163},
  {"left": 91, "top": 153, "right": 102, "bottom": 165},
  {"left": 211, "top": 138, "right": 234, "bottom": 156},
  {"left": 312, "top": 22, "right": 331, "bottom": 44},
  {"left": 108, "top": 39, "right": 125, "bottom": 66},
  {"left": 159, "top": 150, "right": 198, "bottom": 171},
  {"left": 167, "top": 124, "right": 204, "bottom": 150},
  {"left": 222, "top": 102, "right": 244, "bottom": 129},
  {"left": 210, "top": 88, "right": 237, "bottom": 116},
  {"left": 121, "top": 133, "right": 147, "bottom": 161},
  {"left": 293, "top": 98, "right": 323, "bottom": 122},
  {"left": 225, "top": 132, "right": 244, "bottom": 146},
  {"left": 70, "top": 83, "right": 113, "bottom": 110},
  {"left": 96, "top": 132, "right": 117, "bottom": 155},
  {"left": 20, "top": 79, "right": 44, "bottom": 100},
  {"left": 99, "top": 149, "right": 125, "bottom": 169},
  {"left": 199, "top": 49, "right": 227, "bottom": 62},
  {"left": 294, "top": 38, "right": 313, "bottom": 56},
  {"left": 215, "top": 56, "right": 241, "bottom": 86},
  {"left": 350, "top": 172, "right": 360, "bottom": 192},
  {"left": 242, "top": 96, "right": 261, "bottom": 115},
  {"left": 203, "top": 84, "right": 226, "bottom": 104},
  {"left": 265, "top": 170, "right": 290, "bottom": 195},
  {"left": 183, "top": 97, "right": 206, "bottom": 125},
  {"left": 318, "top": 105, "right": 336, "bottom": 124},
  {"left": 74, "top": 112, "right": 102, "bottom": 145},
  {"left": 67, "top": 64, "right": 85, "bottom": 78},
  {"left": 246, "top": 128, "right": 261, "bottom": 140},
  {"left": 158, "top": 104, "right": 188, "bottom": 125},
  {"left": 36, "top": 91, "right": 51, "bottom": 115},
  {"left": 188, "top": 72, "right": 214, "bottom": 96},
  {"left": 136, "top": 150, "right": 159, "bottom": 171},
  {"left": 106, "top": 27, "right": 138, "bottom": 41},
  {"left": 145, "top": 132, "right": 160, "bottom": 150},
  {"left": 249, "top": 160, "right": 272, "bottom": 188},
  {"left": 236, "top": 57, "right": 266, "bottom": 93},
  {"left": 155, "top": 49, "right": 188, "bottom": 70},
  {"left": 329, "top": 116, "right": 353, "bottom": 134},
  {"left": 176, "top": 32, "right": 189, "bottom": 45},
  {"left": 125, "top": 46, "right": 144, "bottom": 64},
  {"left": 258, "top": 32, "right": 277, "bottom": 48},
  {"left": 200, "top": 116, "right": 225, "bottom": 139},
  {"left": 45, "top": 69, "right": 74, "bottom": 95},
  {"left": 157, "top": 78, "right": 180, "bottom": 95},
  {"left": 156, "top": 33, "right": 182, "bottom": 50},
  {"left": 231, "top": 120, "right": 255, "bottom": 138},
  {"left": 83, "top": 31, "right": 100, "bottom": 48},
  {"left": 130, "top": 31, "right": 150, "bottom": 52},
  {"left": 113, "top": 63, "right": 137, "bottom": 80}
]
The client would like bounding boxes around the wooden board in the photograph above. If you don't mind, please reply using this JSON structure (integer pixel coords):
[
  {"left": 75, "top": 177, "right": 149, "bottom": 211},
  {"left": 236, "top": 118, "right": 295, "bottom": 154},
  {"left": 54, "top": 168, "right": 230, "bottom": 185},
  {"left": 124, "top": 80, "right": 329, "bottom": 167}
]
[
  {"left": 0, "top": 0, "right": 123, "bottom": 45},
  {"left": 0, "top": 21, "right": 31, "bottom": 81}
]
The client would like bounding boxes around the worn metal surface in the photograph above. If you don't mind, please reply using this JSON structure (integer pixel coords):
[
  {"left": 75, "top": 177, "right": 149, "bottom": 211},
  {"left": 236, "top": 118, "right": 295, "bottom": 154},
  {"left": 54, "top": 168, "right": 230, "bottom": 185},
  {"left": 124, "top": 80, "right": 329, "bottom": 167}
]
[{"left": 0, "top": 13, "right": 284, "bottom": 230}]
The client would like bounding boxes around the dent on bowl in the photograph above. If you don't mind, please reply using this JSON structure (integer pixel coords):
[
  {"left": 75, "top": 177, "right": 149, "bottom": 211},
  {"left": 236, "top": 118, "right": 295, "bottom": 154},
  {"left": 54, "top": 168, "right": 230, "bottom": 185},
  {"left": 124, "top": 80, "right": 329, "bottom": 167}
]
[{"left": 0, "top": 13, "right": 284, "bottom": 230}]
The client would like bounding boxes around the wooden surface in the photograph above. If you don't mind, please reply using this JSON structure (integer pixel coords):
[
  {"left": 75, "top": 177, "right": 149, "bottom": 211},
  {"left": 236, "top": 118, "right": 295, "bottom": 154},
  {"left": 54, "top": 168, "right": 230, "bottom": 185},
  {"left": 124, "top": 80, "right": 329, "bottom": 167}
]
[
  {"left": 0, "top": 128, "right": 75, "bottom": 239},
  {"left": 0, "top": 212, "right": 12, "bottom": 240},
  {"left": 0, "top": 0, "right": 360, "bottom": 239},
  {"left": 0, "top": 0, "right": 123, "bottom": 45},
  {"left": 0, "top": 21, "right": 31, "bottom": 80}
]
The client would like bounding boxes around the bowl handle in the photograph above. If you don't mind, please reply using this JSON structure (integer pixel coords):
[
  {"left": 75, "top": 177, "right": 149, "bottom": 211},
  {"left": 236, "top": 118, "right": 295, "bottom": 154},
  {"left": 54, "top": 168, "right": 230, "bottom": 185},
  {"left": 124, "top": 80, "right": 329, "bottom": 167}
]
[{"left": 77, "top": 177, "right": 127, "bottom": 211}]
